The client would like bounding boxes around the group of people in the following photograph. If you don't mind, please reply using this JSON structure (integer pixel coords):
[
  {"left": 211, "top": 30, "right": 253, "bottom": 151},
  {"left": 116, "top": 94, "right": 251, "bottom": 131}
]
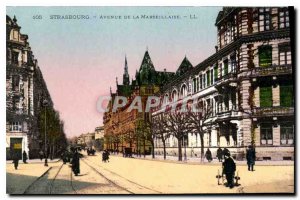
[
  {"left": 204, "top": 146, "right": 256, "bottom": 189},
  {"left": 204, "top": 147, "right": 230, "bottom": 163}
]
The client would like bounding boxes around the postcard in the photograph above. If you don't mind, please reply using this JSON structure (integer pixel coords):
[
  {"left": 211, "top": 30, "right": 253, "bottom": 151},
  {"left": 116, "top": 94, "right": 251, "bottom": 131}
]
[{"left": 6, "top": 6, "right": 295, "bottom": 195}]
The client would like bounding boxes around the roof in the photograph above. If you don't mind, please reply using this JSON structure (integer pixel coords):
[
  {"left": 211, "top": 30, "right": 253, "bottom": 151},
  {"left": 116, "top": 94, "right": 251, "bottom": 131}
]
[{"left": 176, "top": 56, "right": 193, "bottom": 77}]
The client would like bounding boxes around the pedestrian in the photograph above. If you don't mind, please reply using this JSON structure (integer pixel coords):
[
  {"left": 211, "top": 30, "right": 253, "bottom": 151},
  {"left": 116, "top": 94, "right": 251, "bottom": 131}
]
[
  {"left": 205, "top": 148, "right": 212, "bottom": 162},
  {"left": 39, "top": 150, "right": 44, "bottom": 161},
  {"left": 222, "top": 151, "right": 236, "bottom": 189},
  {"left": 223, "top": 148, "right": 230, "bottom": 160},
  {"left": 217, "top": 147, "right": 223, "bottom": 162},
  {"left": 71, "top": 149, "right": 80, "bottom": 176},
  {"left": 22, "top": 151, "right": 28, "bottom": 164},
  {"left": 12, "top": 152, "right": 19, "bottom": 170},
  {"left": 246, "top": 145, "right": 256, "bottom": 171}
]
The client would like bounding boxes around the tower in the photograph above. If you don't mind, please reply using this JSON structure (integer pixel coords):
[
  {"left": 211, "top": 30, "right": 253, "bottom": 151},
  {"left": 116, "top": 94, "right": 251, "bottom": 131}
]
[{"left": 122, "top": 55, "right": 130, "bottom": 85}]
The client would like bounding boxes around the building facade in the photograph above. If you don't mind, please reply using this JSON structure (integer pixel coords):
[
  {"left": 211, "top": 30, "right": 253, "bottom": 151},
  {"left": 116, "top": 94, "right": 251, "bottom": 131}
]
[
  {"left": 6, "top": 15, "right": 64, "bottom": 160},
  {"left": 103, "top": 51, "right": 175, "bottom": 153},
  {"left": 152, "top": 7, "right": 294, "bottom": 161}
]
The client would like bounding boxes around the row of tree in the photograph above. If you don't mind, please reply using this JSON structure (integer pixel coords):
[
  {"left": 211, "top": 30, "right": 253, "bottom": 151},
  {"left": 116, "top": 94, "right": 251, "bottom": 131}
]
[
  {"left": 105, "top": 102, "right": 213, "bottom": 161},
  {"left": 38, "top": 107, "right": 67, "bottom": 159}
]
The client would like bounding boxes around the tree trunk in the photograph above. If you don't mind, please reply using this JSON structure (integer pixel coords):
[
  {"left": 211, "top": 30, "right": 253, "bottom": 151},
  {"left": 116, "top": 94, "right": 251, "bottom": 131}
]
[
  {"left": 150, "top": 139, "right": 155, "bottom": 159},
  {"left": 143, "top": 138, "right": 146, "bottom": 158},
  {"left": 178, "top": 138, "right": 182, "bottom": 161},
  {"left": 200, "top": 135, "right": 204, "bottom": 162},
  {"left": 162, "top": 139, "right": 166, "bottom": 160}
]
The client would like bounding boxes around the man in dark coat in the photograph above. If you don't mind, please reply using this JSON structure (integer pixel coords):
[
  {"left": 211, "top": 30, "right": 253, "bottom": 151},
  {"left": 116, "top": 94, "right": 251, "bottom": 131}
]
[
  {"left": 217, "top": 147, "right": 223, "bottom": 162},
  {"left": 246, "top": 145, "right": 256, "bottom": 171},
  {"left": 205, "top": 148, "right": 212, "bottom": 162},
  {"left": 222, "top": 152, "right": 236, "bottom": 189},
  {"left": 13, "top": 152, "right": 19, "bottom": 170},
  {"left": 22, "top": 151, "right": 28, "bottom": 164},
  {"left": 71, "top": 150, "right": 80, "bottom": 176}
]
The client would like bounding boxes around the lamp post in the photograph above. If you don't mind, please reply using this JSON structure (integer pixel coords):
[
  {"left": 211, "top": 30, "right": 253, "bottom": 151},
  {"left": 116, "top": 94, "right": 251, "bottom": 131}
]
[{"left": 43, "top": 99, "right": 48, "bottom": 167}]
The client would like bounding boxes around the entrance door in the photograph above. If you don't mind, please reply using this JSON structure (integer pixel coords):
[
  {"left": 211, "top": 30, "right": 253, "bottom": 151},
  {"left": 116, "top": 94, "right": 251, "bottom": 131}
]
[{"left": 10, "top": 138, "right": 23, "bottom": 159}]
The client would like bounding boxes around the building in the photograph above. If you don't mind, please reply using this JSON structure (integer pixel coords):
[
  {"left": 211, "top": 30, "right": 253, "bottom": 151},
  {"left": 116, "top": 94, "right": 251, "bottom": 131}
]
[
  {"left": 152, "top": 7, "right": 294, "bottom": 161},
  {"left": 94, "top": 126, "right": 105, "bottom": 150},
  {"left": 103, "top": 51, "right": 175, "bottom": 153},
  {"left": 6, "top": 15, "right": 66, "bottom": 160}
]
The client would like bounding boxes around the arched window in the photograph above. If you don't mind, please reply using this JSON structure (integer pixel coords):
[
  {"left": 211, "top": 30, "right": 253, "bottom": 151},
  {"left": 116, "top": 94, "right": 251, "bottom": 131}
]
[
  {"left": 180, "top": 84, "right": 187, "bottom": 98},
  {"left": 172, "top": 90, "right": 178, "bottom": 102}
]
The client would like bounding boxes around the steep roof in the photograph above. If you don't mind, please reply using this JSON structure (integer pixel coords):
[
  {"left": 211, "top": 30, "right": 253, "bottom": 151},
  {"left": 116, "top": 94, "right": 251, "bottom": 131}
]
[{"left": 175, "top": 56, "right": 193, "bottom": 77}]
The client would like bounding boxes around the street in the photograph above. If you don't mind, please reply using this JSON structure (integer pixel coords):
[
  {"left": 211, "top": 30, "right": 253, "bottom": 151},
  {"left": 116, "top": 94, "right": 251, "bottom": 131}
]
[{"left": 7, "top": 152, "right": 294, "bottom": 194}]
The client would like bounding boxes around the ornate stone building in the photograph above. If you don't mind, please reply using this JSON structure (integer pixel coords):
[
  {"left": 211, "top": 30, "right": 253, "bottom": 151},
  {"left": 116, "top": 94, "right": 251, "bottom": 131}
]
[
  {"left": 6, "top": 15, "right": 56, "bottom": 159},
  {"left": 152, "top": 7, "right": 294, "bottom": 161},
  {"left": 103, "top": 51, "right": 176, "bottom": 153}
]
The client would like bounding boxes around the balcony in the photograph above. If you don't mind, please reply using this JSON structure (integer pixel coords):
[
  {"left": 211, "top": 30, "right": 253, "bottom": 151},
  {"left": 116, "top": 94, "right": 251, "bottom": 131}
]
[
  {"left": 250, "top": 64, "right": 292, "bottom": 78},
  {"left": 252, "top": 107, "right": 294, "bottom": 117},
  {"left": 215, "top": 73, "right": 237, "bottom": 88},
  {"left": 216, "top": 109, "right": 240, "bottom": 122}
]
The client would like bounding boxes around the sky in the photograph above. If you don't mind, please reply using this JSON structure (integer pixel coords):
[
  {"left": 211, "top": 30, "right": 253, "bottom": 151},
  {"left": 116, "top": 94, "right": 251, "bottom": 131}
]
[{"left": 6, "top": 6, "right": 220, "bottom": 138}]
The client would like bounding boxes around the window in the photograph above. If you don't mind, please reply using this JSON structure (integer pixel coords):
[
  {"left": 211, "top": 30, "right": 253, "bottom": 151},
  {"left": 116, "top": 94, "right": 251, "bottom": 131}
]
[
  {"left": 260, "top": 86, "right": 272, "bottom": 107},
  {"left": 203, "top": 74, "right": 206, "bottom": 88},
  {"left": 259, "top": 45, "right": 272, "bottom": 67},
  {"left": 12, "top": 51, "right": 19, "bottom": 64},
  {"left": 214, "top": 66, "right": 218, "bottom": 82},
  {"left": 230, "top": 55, "right": 236, "bottom": 73},
  {"left": 279, "top": 8, "right": 289, "bottom": 29},
  {"left": 193, "top": 78, "right": 197, "bottom": 93},
  {"left": 206, "top": 71, "right": 210, "bottom": 87},
  {"left": 280, "top": 123, "right": 294, "bottom": 145},
  {"left": 279, "top": 43, "right": 291, "bottom": 65},
  {"left": 211, "top": 69, "right": 214, "bottom": 85},
  {"left": 261, "top": 124, "right": 273, "bottom": 145},
  {"left": 199, "top": 75, "right": 202, "bottom": 89},
  {"left": 10, "top": 122, "right": 22, "bottom": 132},
  {"left": 12, "top": 75, "right": 20, "bottom": 91},
  {"left": 196, "top": 77, "right": 199, "bottom": 92},
  {"left": 223, "top": 60, "right": 228, "bottom": 76},
  {"left": 259, "top": 8, "right": 271, "bottom": 32},
  {"left": 280, "top": 85, "right": 293, "bottom": 107}
]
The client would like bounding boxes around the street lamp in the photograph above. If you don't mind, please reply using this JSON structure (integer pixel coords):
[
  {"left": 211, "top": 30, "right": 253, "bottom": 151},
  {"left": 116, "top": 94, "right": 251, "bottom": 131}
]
[{"left": 43, "top": 99, "right": 48, "bottom": 167}]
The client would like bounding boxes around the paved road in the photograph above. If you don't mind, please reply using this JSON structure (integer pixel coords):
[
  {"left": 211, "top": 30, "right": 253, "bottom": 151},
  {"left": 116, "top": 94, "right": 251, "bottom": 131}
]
[{"left": 8, "top": 152, "right": 294, "bottom": 194}]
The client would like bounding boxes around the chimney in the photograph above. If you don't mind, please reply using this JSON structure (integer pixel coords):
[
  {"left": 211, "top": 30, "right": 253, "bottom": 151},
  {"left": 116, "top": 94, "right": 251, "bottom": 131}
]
[{"left": 215, "top": 46, "right": 218, "bottom": 53}]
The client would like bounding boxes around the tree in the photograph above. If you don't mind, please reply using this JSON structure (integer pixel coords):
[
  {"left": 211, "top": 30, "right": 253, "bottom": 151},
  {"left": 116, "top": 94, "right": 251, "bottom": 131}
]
[
  {"left": 186, "top": 100, "right": 213, "bottom": 162},
  {"left": 163, "top": 110, "right": 192, "bottom": 161},
  {"left": 152, "top": 114, "right": 171, "bottom": 160}
]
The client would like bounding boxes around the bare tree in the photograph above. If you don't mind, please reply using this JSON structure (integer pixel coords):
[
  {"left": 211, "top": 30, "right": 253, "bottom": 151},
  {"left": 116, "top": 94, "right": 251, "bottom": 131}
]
[
  {"left": 186, "top": 100, "right": 213, "bottom": 162},
  {"left": 151, "top": 114, "right": 171, "bottom": 160},
  {"left": 163, "top": 110, "right": 192, "bottom": 161}
]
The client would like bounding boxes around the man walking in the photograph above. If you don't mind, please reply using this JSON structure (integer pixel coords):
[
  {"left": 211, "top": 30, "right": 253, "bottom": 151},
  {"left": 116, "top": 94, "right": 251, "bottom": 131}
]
[
  {"left": 222, "top": 152, "right": 236, "bottom": 189},
  {"left": 13, "top": 152, "right": 19, "bottom": 170},
  {"left": 72, "top": 149, "right": 80, "bottom": 176},
  {"left": 217, "top": 147, "right": 223, "bottom": 162},
  {"left": 246, "top": 145, "right": 256, "bottom": 171}
]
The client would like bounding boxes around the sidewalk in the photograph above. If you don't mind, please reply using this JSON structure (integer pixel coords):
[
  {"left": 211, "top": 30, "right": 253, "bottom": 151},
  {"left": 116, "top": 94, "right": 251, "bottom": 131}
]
[
  {"left": 106, "top": 152, "right": 294, "bottom": 166},
  {"left": 6, "top": 161, "right": 62, "bottom": 194},
  {"left": 6, "top": 158, "right": 60, "bottom": 164}
]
